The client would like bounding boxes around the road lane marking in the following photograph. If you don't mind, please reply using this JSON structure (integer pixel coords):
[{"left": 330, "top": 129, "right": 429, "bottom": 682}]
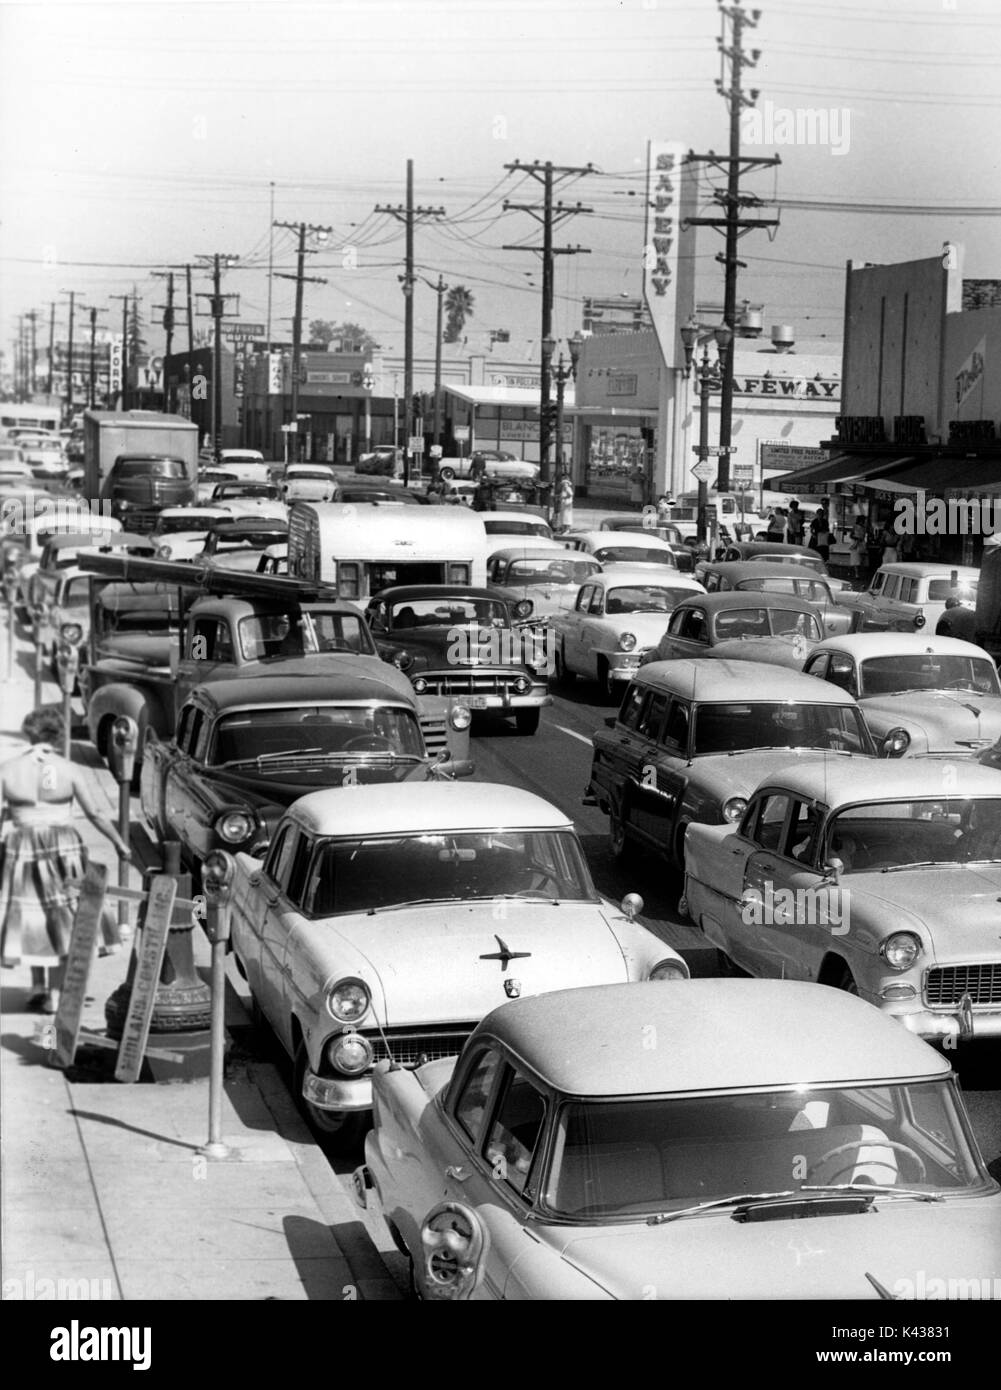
[{"left": 551, "top": 722, "right": 594, "bottom": 746}]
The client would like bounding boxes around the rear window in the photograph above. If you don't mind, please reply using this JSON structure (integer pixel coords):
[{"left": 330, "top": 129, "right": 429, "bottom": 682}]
[
  {"left": 114, "top": 458, "right": 187, "bottom": 479},
  {"left": 927, "top": 578, "right": 977, "bottom": 602}
]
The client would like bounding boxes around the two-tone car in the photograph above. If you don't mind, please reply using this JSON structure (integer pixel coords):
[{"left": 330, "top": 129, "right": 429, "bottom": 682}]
[
  {"left": 588, "top": 659, "right": 875, "bottom": 869},
  {"left": 228, "top": 782, "right": 689, "bottom": 1152},
  {"left": 208, "top": 479, "right": 287, "bottom": 517},
  {"left": 357, "top": 978, "right": 1000, "bottom": 1299},
  {"left": 697, "top": 562, "right": 853, "bottom": 636},
  {"left": 486, "top": 548, "right": 603, "bottom": 624},
  {"left": 147, "top": 506, "right": 233, "bottom": 561},
  {"left": 551, "top": 569, "right": 706, "bottom": 700},
  {"left": 279, "top": 465, "right": 337, "bottom": 503},
  {"left": 365, "top": 585, "right": 552, "bottom": 735},
  {"left": 683, "top": 760, "right": 1001, "bottom": 1043},
  {"left": 140, "top": 669, "right": 471, "bottom": 878},
  {"left": 644, "top": 590, "right": 826, "bottom": 671},
  {"left": 563, "top": 530, "right": 681, "bottom": 572},
  {"left": 835, "top": 562, "right": 979, "bottom": 633},
  {"left": 477, "top": 511, "right": 555, "bottom": 544},
  {"left": 196, "top": 516, "right": 289, "bottom": 572},
  {"left": 803, "top": 634, "right": 1001, "bottom": 757}
]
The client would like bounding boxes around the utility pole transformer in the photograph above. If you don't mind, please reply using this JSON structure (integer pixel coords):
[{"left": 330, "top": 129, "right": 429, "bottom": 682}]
[
  {"left": 375, "top": 162, "right": 445, "bottom": 486},
  {"left": 686, "top": 3, "right": 780, "bottom": 491},
  {"left": 273, "top": 220, "right": 331, "bottom": 462},
  {"left": 152, "top": 270, "right": 176, "bottom": 413},
  {"left": 502, "top": 160, "right": 593, "bottom": 485}
]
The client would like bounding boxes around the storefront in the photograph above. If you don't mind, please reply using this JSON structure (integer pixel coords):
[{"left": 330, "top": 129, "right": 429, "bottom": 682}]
[{"left": 444, "top": 384, "right": 574, "bottom": 465}]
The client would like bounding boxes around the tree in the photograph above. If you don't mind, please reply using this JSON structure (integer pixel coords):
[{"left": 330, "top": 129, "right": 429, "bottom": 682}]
[
  {"left": 307, "top": 319, "right": 379, "bottom": 354},
  {"left": 443, "top": 286, "right": 475, "bottom": 344}
]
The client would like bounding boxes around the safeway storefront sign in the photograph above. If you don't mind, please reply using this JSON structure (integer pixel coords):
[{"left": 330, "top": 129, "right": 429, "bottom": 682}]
[
  {"left": 642, "top": 141, "right": 696, "bottom": 371},
  {"left": 733, "top": 377, "right": 839, "bottom": 399}
]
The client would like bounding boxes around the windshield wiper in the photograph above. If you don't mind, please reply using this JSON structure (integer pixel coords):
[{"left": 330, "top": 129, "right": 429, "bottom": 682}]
[
  {"left": 253, "top": 747, "right": 323, "bottom": 763},
  {"left": 366, "top": 896, "right": 467, "bottom": 915},
  {"left": 648, "top": 1191, "right": 798, "bottom": 1224},
  {"left": 802, "top": 1183, "right": 944, "bottom": 1203},
  {"left": 880, "top": 861, "right": 948, "bottom": 873}
]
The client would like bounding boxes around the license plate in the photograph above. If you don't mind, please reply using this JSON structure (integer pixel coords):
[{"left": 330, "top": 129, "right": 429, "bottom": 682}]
[{"left": 465, "top": 696, "right": 490, "bottom": 709}]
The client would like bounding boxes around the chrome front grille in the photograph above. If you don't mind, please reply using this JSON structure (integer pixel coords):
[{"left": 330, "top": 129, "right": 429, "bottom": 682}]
[
  {"left": 420, "top": 670, "right": 531, "bottom": 697},
  {"left": 360, "top": 1024, "right": 476, "bottom": 1067},
  {"left": 924, "top": 964, "right": 1001, "bottom": 1007},
  {"left": 418, "top": 714, "right": 449, "bottom": 754}
]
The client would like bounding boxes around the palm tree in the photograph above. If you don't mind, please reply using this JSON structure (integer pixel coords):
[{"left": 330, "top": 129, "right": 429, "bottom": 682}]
[{"left": 443, "top": 286, "right": 475, "bottom": 344}]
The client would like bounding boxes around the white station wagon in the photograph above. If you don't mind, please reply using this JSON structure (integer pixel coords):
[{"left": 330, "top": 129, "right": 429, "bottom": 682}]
[
  {"left": 836, "top": 562, "right": 979, "bottom": 633},
  {"left": 228, "top": 782, "right": 688, "bottom": 1152}
]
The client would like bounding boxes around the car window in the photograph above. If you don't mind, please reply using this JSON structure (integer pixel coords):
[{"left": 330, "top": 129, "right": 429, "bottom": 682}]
[
  {"left": 588, "top": 588, "right": 605, "bottom": 615},
  {"left": 484, "top": 1068, "right": 547, "bottom": 1198},
  {"left": 769, "top": 608, "right": 822, "bottom": 640},
  {"left": 264, "top": 824, "right": 295, "bottom": 886},
  {"left": 175, "top": 704, "right": 199, "bottom": 754},
  {"left": 882, "top": 574, "right": 901, "bottom": 601},
  {"left": 681, "top": 608, "right": 709, "bottom": 643},
  {"left": 452, "top": 1049, "right": 503, "bottom": 1144},
  {"left": 704, "top": 573, "right": 721, "bottom": 592},
  {"left": 661, "top": 699, "right": 690, "bottom": 752},
  {"left": 826, "top": 652, "right": 855, "bottom": 693},
  {"left": 804, "top": 653, "right": 828, "bottom": 681},
  {"left": 928, "top": 577, "right": 977, "bottom": 602},
  {"left": 618, "top": 683, "right": 646, "bottom": 730},
  {"left": 786, "top": 800, "right": 823, "bottom": 863},
  {"left": 576, "top": 586, "right": 593, "bottom": 613},
  {"left": 751, "top": 794, "right": 792, "bottom": 851},
  {"left": 897, "top": 578, "right": 917, "bottom": 604},
  {"left": 637, "top": 691, "right": 669, "bottom": 741},
  {"left": 287, "top": 834, "right": 315, "bottom": 909},
  {"left": 189, "top": 618, "right": 234, "bottom": 663}
]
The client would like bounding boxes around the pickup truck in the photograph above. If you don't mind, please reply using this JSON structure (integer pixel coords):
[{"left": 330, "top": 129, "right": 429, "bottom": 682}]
[
  {"left": 140, "top": 670, "right": 469, "bottom": 879},
  {"left": 76, "top": 556, "right": 472, "bottom": 784}
]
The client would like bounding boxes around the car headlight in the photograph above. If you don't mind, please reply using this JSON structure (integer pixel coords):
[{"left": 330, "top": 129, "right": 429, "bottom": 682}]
[
  {"left": 327, "top": 977, "right": 371, "bottom": 1024},
  {"left": 513, "top": 599, "right": 533, "bottom": 620},
  {"left": 60, "top": 621, "right": 83, "bottom": 645},
  {"left": 392, "top": 649, "right": 413, "bottom": 672},
  {"left": 413, "top": 676, "right": 428, "bottom": 694},
  {"left": 722, "top": 796, "right": 747, "bottom": 823},
  {"left": 649, "top": 958, "right": 689, "bottom": 982},
  {"left": 513, "top": 674, "right": 532, "bottom": 694},
  {"left": 880, "top": 931, "right": 922, "bottom": 971},
  {"left": 157, "top": 544, "right": 172, "bottom": 559},
  {"left": 618, "top": 632, "right": 637, "bottom": 652},
  {"left": 326, "top": 1031, "right": 373, "bottom": 1076},
  {"left": 450, "top": 703, "right": 472, "bottom": 730},
  {"left": 882, "top": 727, "right": 910, "bottom": 758},
  {"left": 213, "top": 810, "right": 255, "bottom": 844}
]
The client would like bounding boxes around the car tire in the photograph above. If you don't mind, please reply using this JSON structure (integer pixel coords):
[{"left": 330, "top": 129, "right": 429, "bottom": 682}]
[
  {"left": 292, "top": 1041, "right": 369, "bottom": 1156},
  {"left": 438, "top": 466, "right": 455, "bottom": 481},
  {"left": 554, "top": 644, "right": 575, "bottom": 687},
  {"left": 597, "top": 657, "right": 617, "bottom": 705},
  {"left": 609, "top": 803, "right": 632, "bottom": 863},
  {"left": 515, "top": 708, "right": 540, "bottom": 735}
]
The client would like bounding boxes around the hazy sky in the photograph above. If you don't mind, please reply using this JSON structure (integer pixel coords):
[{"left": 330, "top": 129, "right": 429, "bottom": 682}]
[{"left": 2, "top": 0, "right": 999, "bottom": 366}]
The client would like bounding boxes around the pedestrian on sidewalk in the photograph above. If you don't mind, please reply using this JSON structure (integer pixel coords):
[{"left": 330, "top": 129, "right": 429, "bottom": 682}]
[
  {"left": 0, "top": 708, "right": 131, "bottom": 1013},
  {"left": 785, "top": 500, "right": 805, "bottom": 546}
]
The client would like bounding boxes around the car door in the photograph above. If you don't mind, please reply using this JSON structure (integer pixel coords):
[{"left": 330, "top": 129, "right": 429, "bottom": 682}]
[
  {"left": 238, "top": 825, "right": 306, "bottom": 1048},
  {"left": 562, "top": 584, "right": 593, "bottom": 672},
  {"left": 626, "top": 692, "right": 681, "bottom": 848},
  {"left": 804, "top": 649, "right": 858, "bottom": 698},
  {"left": 658, "top": 605, "right": 708, "bottom": 660},
  {"left": 722, "top": 792, "right": 797, "bottom": 978}
]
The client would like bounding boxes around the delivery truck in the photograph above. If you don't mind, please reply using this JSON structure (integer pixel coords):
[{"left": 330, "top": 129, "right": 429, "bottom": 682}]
[{"left": 83, "top": 410, "right": 199, "bottom": 508}]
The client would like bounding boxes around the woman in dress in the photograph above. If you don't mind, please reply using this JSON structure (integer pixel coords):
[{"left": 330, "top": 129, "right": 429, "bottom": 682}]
[{"left": 1, "top": 708, "right": 131, "bottom": 1012}]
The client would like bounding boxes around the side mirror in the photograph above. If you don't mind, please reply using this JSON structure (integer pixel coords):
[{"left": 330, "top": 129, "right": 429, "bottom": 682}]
[
  {"left": 824, "top": 858, "right": 844, "bottom": 884},
  {"left": 620, "top": 892, "right": 644, "bottom": 921}
]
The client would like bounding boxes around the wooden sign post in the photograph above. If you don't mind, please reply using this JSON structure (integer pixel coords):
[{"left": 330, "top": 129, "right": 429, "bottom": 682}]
[
  {"left": 114, "top": 875, "right": 177, "bottom": 1084},
  {"left": 52, "top": 862, "right": 108, "bottom": 1069}
]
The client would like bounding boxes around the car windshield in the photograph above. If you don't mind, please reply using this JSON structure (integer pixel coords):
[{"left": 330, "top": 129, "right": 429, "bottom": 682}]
[
  {"left": 304, "top": 828, "right": 597, "bottom": 915},
  {"left": 692, "top": 701, "right": 869, "bottom": 755},
  {"left": 238, "top": 613, "right": 314, "bottom": 660},
  {"left": 114, "top": 458, "right": 187, "bottom": 479},
  {"left": 217, "top": 484, "right": 279, "bottom": 498},
  {"left": 507, "top": 558, "right": 599, "bottom": 586},
  {"left": 858, "top": 654, "right": 1001, "bottom": 698},
  {"left": 826, "top": 797, "right": 1001, "bottom": 871},
  {"left": 543, "top": 1081, "right": 988, "bottom": 1218},
  {"left": 483, "top": 520, "right": 549, "bottom": 537},
  {"left": 927, "top": 578, "right": 978, "bottom": 602},
  {"left": 210, "top": 704, "right": 424, "bottom": 764},
  {"left": 205, "top": 530, "right": 286, "bottom": 553},
  {"left": 605, "top": 585, "right": 695, "bottom": 614},
  {"left": 301, "top": 609, "right": 371, "bottom": 654},
  {"left": 594, "top": 545, "right": 677, "bottom": 567},
  {"left": 740, "top": 576, "right": 831, "bottom": 604},
  {"left": 153, "top": 515, "right": 219, "bottom": 535},
  {"left": 713, "top": 607, "right": 822, "bottom": 641},
  {"left": 391, "top": 597, "right": 507, "bottom": 628},
  {"left": 757, "top": 553, "right": 825, "bottom": 574}
]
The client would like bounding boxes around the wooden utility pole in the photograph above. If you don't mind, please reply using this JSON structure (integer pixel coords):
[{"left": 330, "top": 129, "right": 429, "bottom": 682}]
[
  {"left": 46, "top": 303, "right": 56, "bottom": 395},
  {"left": 109, "top": 293, "right": 131, "bottom": 409},
  {"left": 195, "top": 254, "right": 241, "bottom": 464},
  {"left": 273, "top": 220, "right": 331, "bottom": 462},
  {"left": 62, "top": 290, "right": 76, "bottom": 414}
]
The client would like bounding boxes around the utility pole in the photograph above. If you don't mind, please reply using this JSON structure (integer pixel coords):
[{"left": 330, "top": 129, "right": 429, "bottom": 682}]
[
  {"left": 196, "top": 254, "right": 241, "bottom": 465},
  {"left": 46, "top": 303, "right": 56, "bottom": 396},
  {"left": 80, "top": 305, "right": 107, "bottom": 408},
  {"left": 266, "top": 181, "right": 275, "bottom": 350},
  {"left": 432, "top": 274, "right": 446, "bottom": 448},
  {"left": 185, "top": 265, "right": 195, "bottom": 356},
  {"left": 109, "top": 293, "right": 131, "bottom": 410},
  {"left": 375, "top": 161, "right": 445, "bottom": 485},
  {"left": 14, "top": 318, "right": 23, "bottom": 398},
  {"left": 273, "top": 220, "right": 331, "bottom": 462},
  {"left": 62, "top": 290, "right": 76, "bottom": 415},
  {"left": 26, "top": 310, "right": 38, "bottom": 396},
  {"left": 502, "top": 160, "right": 593, "bottom": 485},
  {"left": 152, "top": 271, "right": 176, "bottom": 413},
  {"left": 685, "top": 3, "right": 779, "bottom": 492}
]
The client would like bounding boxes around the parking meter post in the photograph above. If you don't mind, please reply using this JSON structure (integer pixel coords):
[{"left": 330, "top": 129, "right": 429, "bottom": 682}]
[
  {"left": 32, "top": 604, "right": 48, "bottom": 708},
  {"left": 110, "top": 716, "right": 139, "bottom": 931},
  {"left": 200, "top": 851, "right": 235, "bottom": 1160},
  {"left": 5, "top": 598, "right": 12, "bottom": 680}
]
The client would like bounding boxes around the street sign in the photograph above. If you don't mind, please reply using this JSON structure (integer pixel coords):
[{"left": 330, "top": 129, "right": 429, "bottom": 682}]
[
  {"left": 115, "top": 876, "right": 176, "bottom": 1084},
  {"left": 408, "top": 436, "right": 425, "bottom": 452},
  {"left": 454, "top": 426, "right": 470, "bottom": 442},
  {"left": 53, "top": 863, "right": 107, "bottom": 1069},
  {"left": 692, "top": 446, "right": 739, "bottom": 456},
  {"left": 691, "top": 461, "right": 712, "bottom": 482}
]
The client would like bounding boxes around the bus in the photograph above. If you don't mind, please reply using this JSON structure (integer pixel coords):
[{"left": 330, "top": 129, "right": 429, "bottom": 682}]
[{"left": 1, "top": 403, "right": 62, "bottom": 440}]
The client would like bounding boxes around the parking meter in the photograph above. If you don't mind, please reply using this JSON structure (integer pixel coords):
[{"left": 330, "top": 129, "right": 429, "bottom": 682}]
[
  {"left": 111, "top": 715, "right": 140, "bottom": 786},
  {"left": 32, "top": 600, "right": 51, "bottom": 707},
  {"left": 201, "top": 850, "right": 236, "bottom": 1159},
  {"left": 55, "top": 638, "right": 79, "bottom": 695}
]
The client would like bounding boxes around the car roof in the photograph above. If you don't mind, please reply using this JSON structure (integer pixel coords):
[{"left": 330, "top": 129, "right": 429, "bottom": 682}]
[
  {"left": 748, "top": 755, "right": 1001, "bottom": 808},
  {"left": 812, "top": 633, "right": 990, "bottom": 660},
  {"left": 478, "top": 511, "right": 550, "bottom": 524},
  {"left": 634, "top": 658, "right": 859, "bottom": 702},
  {"left": 491, "top": 546, "right": 590, "bottom": 564},
  {"left": 474, "top": 981, "right": 948, "bottom": 1095},
  {"left": 207, "top": 517, "right": 288, "bottom": 535},
  {"left": 575, "top": 530, "right": 675, "bottom": 549},
  {"left": 587, "top": 568, "right": 704, "bottom": 591},
  {"left": 872, "top": 562, "right": 979, "bottom": 580},
  {"left": 154, "top": 506, "right": 231, "bottom": 521},
  {"left": 373, "top": 585, "right": 505, "bottom": 603},
  {"left": 702, "top": 562, "right": 833, "bottom": 584},
  {"left": 190, "top": 667, "right": 416, "bottom": 711},
  {"left": 675, "top": 589, "right": 816, "bottom": 613},
  {"left": 287, "top": 781, "right": 572, "bottom": 837},
  {"left": 729, "top": 542, "right": 820, "bottom": 557}
]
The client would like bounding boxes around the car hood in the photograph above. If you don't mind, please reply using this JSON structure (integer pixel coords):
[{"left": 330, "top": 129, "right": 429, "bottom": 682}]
[
  {"left": 844, "top": 865, "right": 1001, "bottom": 954},
  {"left": 397, "top": 628, "right": 533, "bottom": 671},
  {"left": 328, "top": 901, "right": 630, "bottom": 1026},
  {"left": 860, "top": 692, "right": 1001, "bottom": 751},
  {"left": 548, "top": 1196, "right": 1001, "bottom": 1299},
  {"left": 604, "top": 613, "right": 674, "bottom": 647},
  {"left": 707, "top": 634, "right": 819, "bottom": 669},
  {"left": 680, "top": 748, "right": 857, "bottom": 804},
  {"left": 206, "top": 759, "right": 429, "bottom": 803}
]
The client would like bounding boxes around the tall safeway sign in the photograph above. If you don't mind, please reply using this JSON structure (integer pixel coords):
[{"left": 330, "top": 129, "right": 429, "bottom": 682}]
[{"left": 643, "top": 142, "right": 697, "bottom": 372}]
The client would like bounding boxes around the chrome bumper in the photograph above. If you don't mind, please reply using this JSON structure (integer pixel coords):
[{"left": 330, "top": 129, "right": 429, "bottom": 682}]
[{"left": 301, "top": 1069, "right": 373, "bottom": 1112}]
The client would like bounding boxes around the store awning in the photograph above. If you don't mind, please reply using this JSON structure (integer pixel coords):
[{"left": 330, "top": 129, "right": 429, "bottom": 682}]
[
  {"left": 444, "top": 384, "right": 575, "bottom": 409},
  {"left": 864, "top": 456, "right": 1001, "bottom": 493},
  {"left": 769, "top": 454, "right": 916, "bottom": 489}
]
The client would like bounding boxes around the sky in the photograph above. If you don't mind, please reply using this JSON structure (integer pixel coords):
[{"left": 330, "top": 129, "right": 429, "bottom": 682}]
[{"left": 1, "top": 0, "right": 999, "bottom": 371}]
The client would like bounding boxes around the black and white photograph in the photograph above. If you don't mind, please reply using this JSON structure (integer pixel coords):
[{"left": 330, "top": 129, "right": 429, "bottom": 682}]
[{"left": 1, "top": 0, "right": 999, "bottom": 1354}]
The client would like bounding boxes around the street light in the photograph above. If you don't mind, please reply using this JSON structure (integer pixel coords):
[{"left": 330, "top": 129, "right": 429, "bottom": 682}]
[{"left": 680, "top": 317, "right": 733, "bottom": 549}]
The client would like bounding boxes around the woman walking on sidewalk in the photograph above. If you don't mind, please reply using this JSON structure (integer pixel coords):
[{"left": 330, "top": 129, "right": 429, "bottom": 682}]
[{"left": 0, "top": 708, "right": 130, "bottom": 1013}]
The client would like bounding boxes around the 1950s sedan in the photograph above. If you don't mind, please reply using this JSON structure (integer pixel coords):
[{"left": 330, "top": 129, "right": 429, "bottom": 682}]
[
  {"left": 683, "top": 759, "right": 1001, "bottom": 1042},
  {"left": 646, "top": 590, "right": 825, "bottom": 667},
  {"left": 356, "top": 979, "right": 1000, "bottom": 1299},
  {"left": 588, "top": 660, "right": 875, "bottom": 870},
  {"left": 228, "top": 783, "right": 688, "bottom": 1152},
  {"left": 803, "top": 633, "right": 1001, "bottom": 757}
]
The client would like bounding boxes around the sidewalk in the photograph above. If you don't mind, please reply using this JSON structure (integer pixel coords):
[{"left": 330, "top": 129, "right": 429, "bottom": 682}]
[{"left": 0, "top": 629, "right": 402, "bottom": 1301}]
